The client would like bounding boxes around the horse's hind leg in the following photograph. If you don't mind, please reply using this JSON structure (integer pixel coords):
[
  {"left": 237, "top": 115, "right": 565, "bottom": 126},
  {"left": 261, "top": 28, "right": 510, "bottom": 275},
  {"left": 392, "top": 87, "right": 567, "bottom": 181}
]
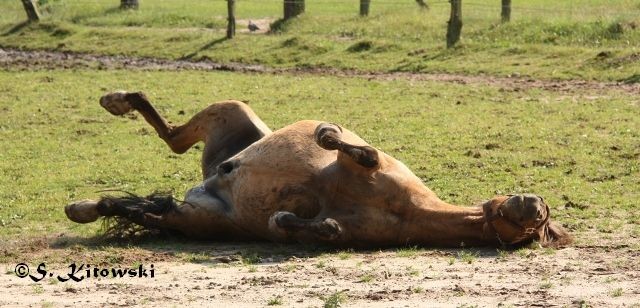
[
  {"left": 65, "top": 194, "right": 175, "bottom": 227},
  {"left": 66, "top": 193, "right": 250, "bottom": 239},
  {"left": 99, "top": 91, "right": 272, "bottom": 178},
  {"left": 314, "top": 123, "right": 380, "bottom": 169}
]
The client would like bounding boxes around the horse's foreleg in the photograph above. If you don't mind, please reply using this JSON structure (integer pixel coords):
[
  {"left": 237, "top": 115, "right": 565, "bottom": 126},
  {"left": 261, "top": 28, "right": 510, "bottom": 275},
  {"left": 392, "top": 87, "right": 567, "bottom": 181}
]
[
  {"left": 268, "top": 211, "right": 343, "bottom": 244},
  {"left": 314, "top": 123, "right": 379, "bottom": 169}
]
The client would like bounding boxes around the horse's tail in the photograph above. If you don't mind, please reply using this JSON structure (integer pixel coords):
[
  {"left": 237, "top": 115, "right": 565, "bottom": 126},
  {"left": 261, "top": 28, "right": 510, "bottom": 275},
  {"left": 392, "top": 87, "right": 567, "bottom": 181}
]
[{"left": 97, "top": 192, "right": 178, "bottom": 239}]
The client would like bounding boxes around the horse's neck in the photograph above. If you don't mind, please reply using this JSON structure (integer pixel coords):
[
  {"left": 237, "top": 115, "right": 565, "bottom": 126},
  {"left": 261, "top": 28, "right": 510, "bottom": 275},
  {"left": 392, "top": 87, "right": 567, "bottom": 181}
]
[{"left": 402, "top": 194, "right": 493, "bottom": 247}]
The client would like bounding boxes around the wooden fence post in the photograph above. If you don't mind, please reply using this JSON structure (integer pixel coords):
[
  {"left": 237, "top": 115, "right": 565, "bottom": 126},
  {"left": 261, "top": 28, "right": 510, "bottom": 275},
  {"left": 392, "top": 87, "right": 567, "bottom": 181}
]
[
  {"left": 20, "top": 0, "right": 41, "bottom": 21},
  {"left": 284, "top": 0, "right": 305, "bottom": 20},
  {"left": 501, "top": 0, "right": 511, "bottom": 22},
  {"left": 446, "top": 0, "right": 462, "bottom": 48},
  {"left": 360, "top": 0, "right": 370, "bottom": 16},
  {"left": 227, "top": 0, "right": 236, "bottom": 39},
  {"left": 120, "top": 0, "right": 139, "bottom": 9}
]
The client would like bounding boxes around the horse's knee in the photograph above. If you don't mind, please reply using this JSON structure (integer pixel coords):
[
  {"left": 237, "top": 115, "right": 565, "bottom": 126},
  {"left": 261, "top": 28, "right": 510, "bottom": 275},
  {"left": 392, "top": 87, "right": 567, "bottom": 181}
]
[
  {"left": 314, "top": 123, "right": 343, "bottom": 150},
  {"left": 315, "top": 123, "right": 379, "bottom": 169},
  {"left": 340, "top": 146, "right": 379, "bottom": 169},
  {"left": 268, "top": 211, "right": 292, "bottom": 241},
  {"left": 268, "top": 211, "right": 343, "bottom": 242},
  {"left": 65, "top": 200, "right": 100, "bottom": 224}
]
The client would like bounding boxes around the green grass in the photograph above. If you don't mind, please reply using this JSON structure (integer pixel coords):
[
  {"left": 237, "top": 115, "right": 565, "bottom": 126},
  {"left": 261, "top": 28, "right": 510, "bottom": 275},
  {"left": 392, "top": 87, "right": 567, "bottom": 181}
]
[
  {"left": 241, "top": 252, "right": 261, "bottom": 265},
  {"left": 179, "top": 252, "right": 210, "bottom": 264},
  {"left": 32, "top": 284, "right": 44, "bottom": 294},
  {"left": 284, "top": 263, "right": 299, "bottom": 272},
  {"left": 267, "top": 296, "right": 283, "bottom": 306},
  {"left": 406, "top": 266, "right": 420, "bottom": 276},
  {"left": 336, "top": 249, "right": 353, "bottom": 260},
  {"left": 0, "top": 69, "right": 638, "bottom": 243},
  {"left": 323, "top": 291, "right": 347, "bottom": 308},
  {"left": 396, "top": 246, "right": 421, "bottom": 258},
  {"left": 457, "top": 250, "right": 478, "bottom": 264},
  {"left": 610, "top": 287, "right": 624, "bottom": 297},
  {"left": 1, "top": 0, "right": 639, "bottom": 81},
  {"left": 448, "top": 257, "right": 456, "bottom": 265},
  {"left": 357, "top": 272, "right": 375, "bottom": 283}
]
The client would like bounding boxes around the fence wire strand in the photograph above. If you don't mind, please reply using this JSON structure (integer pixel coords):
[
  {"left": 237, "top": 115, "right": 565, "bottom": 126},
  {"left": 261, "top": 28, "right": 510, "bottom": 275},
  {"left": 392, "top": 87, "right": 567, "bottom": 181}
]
[{"left": 3, "top": 0, "right": 638, "bottom": 25}]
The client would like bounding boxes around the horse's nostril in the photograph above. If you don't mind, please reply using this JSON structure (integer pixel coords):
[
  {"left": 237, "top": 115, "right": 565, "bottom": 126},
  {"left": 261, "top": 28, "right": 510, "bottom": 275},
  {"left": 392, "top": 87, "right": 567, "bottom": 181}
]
[
  {"left": 217, "top": 161, "right": 234, "bottom": 175},
  {"left": 536, "top": 209, "right": 543, "bottom": 219}
]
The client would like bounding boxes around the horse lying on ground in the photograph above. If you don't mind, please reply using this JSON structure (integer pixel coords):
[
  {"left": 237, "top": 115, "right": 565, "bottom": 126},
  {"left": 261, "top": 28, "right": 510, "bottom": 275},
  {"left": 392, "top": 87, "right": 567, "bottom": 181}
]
[{"left": 65, "top": 91, "right": 572, "bottom": 248}]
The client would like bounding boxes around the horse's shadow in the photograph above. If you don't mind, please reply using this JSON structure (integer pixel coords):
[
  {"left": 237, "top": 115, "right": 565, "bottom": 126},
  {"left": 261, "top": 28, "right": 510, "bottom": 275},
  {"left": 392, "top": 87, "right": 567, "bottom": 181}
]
[
  {"left": 49, "top": 234, "right": 332, "bottom": 266},
  {"left": 46, "top": 233, "right": 504, "bottom": 267}
]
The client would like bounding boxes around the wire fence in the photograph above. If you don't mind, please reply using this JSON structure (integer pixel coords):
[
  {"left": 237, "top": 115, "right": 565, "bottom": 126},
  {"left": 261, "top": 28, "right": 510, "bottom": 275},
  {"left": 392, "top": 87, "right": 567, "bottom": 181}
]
[
  {"left": 2, "top": 0, "right": 639, "bottom": 38},
  {"left": 5, "top": 0, "right": 640, "bottom": 21}
]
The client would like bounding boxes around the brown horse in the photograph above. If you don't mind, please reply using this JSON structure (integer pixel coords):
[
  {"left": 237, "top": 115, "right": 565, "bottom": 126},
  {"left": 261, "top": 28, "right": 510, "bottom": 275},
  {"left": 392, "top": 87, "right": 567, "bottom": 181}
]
[{"left": 65, "top": 91, "right": 572, "bottom": 248}]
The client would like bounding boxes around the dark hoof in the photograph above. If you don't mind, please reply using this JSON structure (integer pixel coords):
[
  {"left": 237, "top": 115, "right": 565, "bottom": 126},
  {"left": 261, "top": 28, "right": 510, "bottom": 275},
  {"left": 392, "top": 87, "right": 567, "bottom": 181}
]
[{"left": 65, "top": 200, "right": 100, "bottom": 223}]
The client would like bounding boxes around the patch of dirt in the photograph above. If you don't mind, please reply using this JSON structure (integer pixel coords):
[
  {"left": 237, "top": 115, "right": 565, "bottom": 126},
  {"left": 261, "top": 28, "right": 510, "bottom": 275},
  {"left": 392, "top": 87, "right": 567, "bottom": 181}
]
[
  {"left": 0, "top": 47, "right": 267, "bottom": 72},
  {"left": 1, "top": 47, "right": 638, "bottom": 94},
  {"left": 236, "top": 18, "right": 272, "bottom": 34},
  {"left": 1, "top": 234, "right": 639, "bottom": 307}
]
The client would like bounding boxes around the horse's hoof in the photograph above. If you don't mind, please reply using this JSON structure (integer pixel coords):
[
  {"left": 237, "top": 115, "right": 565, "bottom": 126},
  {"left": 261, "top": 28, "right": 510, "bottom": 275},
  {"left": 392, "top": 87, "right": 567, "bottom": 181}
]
[
  {"left": 100, "top": 91, "right": 132, "bottom": 116},
  {"left": 267, "top": 211, "right": 292, "bottom": 240},
  {"left": 65, "top": 200, "right": 100, "bottom": 223}
]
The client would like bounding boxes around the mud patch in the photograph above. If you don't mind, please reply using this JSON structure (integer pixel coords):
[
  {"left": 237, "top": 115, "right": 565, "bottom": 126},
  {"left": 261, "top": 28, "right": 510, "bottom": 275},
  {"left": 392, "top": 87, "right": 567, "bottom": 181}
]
[{"left": 1, "top": 48, "right": 638, "bottom": 94}]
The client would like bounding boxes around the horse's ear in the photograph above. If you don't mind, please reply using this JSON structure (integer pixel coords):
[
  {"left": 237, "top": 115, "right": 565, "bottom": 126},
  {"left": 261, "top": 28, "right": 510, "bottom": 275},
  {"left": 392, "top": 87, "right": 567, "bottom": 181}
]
[{"left": 542, "top": 221, "right": 573, "bottom": 248}]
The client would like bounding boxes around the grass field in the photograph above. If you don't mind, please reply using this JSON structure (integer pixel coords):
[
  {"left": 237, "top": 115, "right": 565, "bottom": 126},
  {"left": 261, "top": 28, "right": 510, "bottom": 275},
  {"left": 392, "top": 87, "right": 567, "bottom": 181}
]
[
  {"left": 0, "top": 0, "right": 640, "bottom": 307},
  {"left": 0, "top": 68, "right": 638, "bottom": 306},
  {"left": 0, "top": 1, "right": 639, "bottom": 306},
  {"left": 1, "top": 0, "right": 639, "bottom": 81},
  {"left": 0, "top": 69, "right": 638, "bottom": 241}
]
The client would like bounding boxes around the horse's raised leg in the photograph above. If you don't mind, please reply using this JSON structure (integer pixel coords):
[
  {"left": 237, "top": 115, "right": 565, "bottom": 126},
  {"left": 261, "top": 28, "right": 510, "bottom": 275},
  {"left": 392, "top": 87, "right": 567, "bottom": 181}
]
[
  {"left": 65, "top": 91, "right": 272, "bottom": 237},
  {"left": 314, "top": 123, "right": 379, "bottom": 169},
  {"left": 99, "top": 91, "right": 272, "bottom": 177}
]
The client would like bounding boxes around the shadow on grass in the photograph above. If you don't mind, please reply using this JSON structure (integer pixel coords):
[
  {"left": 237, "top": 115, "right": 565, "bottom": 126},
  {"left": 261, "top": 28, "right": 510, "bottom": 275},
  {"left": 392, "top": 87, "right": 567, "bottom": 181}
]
[
  {"left": 2, "top": 21, "right": 30, "bottom": 37},
  {"left": 620, "top": 73, "right": 640, "bottom": 84},
  {"left": 391, "top": 46, "right": 467, "bottom": 73},
  {"left": 181, "top": 37, "right": 228, "bottom": 60},
  {"left": 46, "top": 233, "right": 332, "bottom": 265},
  {"left": 0, "top": 231, "right": 513, "bottom": 268},
  {"left": 269, "top": 18, "right": 294, "bottom": 34},
  {"left": 69, "top": 6, "right": 125, "bottom": 25},
  {"left": 30, "top": 233, "right": 507, "bottom": 267}
]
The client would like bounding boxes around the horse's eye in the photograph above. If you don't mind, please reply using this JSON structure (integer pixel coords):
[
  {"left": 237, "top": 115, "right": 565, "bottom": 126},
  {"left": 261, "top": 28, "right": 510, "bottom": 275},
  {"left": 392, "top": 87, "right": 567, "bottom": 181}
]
[{"left": 217, "top": 161, "right": 235, "bottom": 175}]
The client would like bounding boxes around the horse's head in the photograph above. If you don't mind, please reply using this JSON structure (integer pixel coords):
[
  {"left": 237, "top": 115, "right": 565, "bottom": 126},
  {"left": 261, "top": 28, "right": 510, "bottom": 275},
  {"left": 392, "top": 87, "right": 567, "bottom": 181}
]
[{"left": 482, "top": 194, "right": 572, "bottom": 248}]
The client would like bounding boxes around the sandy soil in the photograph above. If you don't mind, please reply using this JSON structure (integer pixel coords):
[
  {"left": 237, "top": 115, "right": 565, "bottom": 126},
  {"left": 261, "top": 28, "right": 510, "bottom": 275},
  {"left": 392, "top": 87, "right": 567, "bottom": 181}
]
[{"left": 1, "top": 238, "right": 638, "bottom": 307}]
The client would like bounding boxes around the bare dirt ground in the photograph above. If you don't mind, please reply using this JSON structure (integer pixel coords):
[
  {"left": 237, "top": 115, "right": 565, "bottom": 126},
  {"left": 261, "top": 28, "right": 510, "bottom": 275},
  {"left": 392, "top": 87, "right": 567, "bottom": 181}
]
[
  {"left": 1, "top": 233, "right": 639, "bottom": 307},
  {"left": 1, "top": 47, "right": 639, "bottom": 95},
  {"left": 237, "top": 18, "right": 272, "bottom": 34},
  {"left": 1, "top": 48, "right": 639, "bottom": 307}
]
